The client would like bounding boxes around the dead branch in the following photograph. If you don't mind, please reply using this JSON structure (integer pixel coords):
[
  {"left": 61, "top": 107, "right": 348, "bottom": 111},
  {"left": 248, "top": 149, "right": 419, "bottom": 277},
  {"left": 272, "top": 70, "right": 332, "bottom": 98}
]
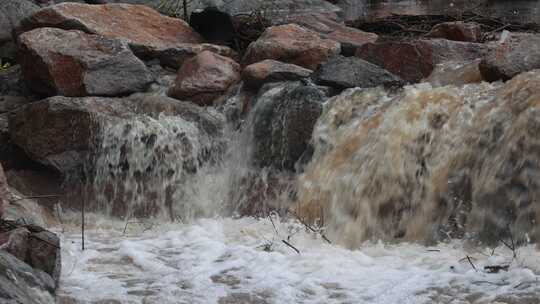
[
  {"left": 484, "top": 265, "right": 510, "bottom": 273},
  {"left": 282, "top": 239, "right": 300, "bottom": 254}
]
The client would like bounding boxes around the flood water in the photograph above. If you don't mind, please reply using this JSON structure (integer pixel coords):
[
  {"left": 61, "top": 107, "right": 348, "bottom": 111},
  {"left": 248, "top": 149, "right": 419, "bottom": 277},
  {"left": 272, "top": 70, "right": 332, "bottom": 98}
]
[{"left": 338, "top": 0, "right": 540, "bottom": 22}]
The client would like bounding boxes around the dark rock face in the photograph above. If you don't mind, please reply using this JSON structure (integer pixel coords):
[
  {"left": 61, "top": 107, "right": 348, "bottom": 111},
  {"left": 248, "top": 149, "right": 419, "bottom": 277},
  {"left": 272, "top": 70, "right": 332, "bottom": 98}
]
[
  {"left": 243, "top": 24, "right": 341, "bottom": 70},
  {"left": 0, "top": 65, "right": 35, "bottom": 102},
  {"left": 480, "top": 33, "right": 540, "bottom": 82},
  {"left": 251, "top": 82, "right": 326, "bottom": 171},
  {"left": 0, "top": 250, "right": 56, "bottom": 304},
  {"left": 18, "top": 27, "right": 153, "bottom": 97},
  {"left": 168, "top": 50, "right": 241, "bottom": 106},
  {"left": 356, "top": 39, "right": 488, "bottom": 83},
  {"left": 427, "top": 21, "right": 482, "bottom": 42},
  {"left": 313, "top": 56, "right": 404, "bottom": 90},
  {"left": 242, "top": 60, "right": 313, "bottom": 89}
]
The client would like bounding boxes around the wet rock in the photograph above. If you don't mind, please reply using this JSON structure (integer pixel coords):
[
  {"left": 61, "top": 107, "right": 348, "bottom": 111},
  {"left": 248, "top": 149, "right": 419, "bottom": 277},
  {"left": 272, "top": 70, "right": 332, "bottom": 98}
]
[
  {"left": 242, "top": 60, "right": 313, "bottom": 89},
  {"left": 18, "top": 27, "right": 153, "bottom": 97},
  {"left": 27, "top": 230, "right": 61, "bottom": 285},
  {"left": 427, "top": 21, "right": 482, "bottom": 42},
  {"left": 425, "top": 59, "right": 484, "bottom": 87},
  {"left": 128, "top": 94, "right": 225, "bottom": 136},
  {"left": 168, "top": 50, "right": 241, "bottom": 106},
  {"left": 479, "top": 32, "right": 540, "bottom": 82},
  {"left": 275, "top": 13, "right": 378, "bottom": 55},
  {"left": 243, "top": 24, "right": 341, "bottom": 70},
  {"left": 252, "top": 82, "right": 325, "bottom": 171},
  {"left": 18, "top": 2, "right": 204, "bottom": 58},
  {"left": 356, "top": 39, "right": 488, "bottom": 83},
  {"left": 132, "top": 43, "right": 236, "bottom": 69},
  {"left": 9, "top": 96, "right": 135, "bottom": 175},
  {"left": 313, "top": 55, "right": 404, "bottom": 90},
  {"left": 0, "top": 250, "right": 56, "bottom": 304}
]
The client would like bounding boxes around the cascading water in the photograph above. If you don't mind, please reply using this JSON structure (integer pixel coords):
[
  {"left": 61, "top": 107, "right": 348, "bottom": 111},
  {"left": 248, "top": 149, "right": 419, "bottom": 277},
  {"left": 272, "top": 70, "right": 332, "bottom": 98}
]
[
  {"left": 296, "top": 70, "right": 540, "bottom": 248},
  {"left": 57, "top": 74, "right": 540, "bottom": 303}
]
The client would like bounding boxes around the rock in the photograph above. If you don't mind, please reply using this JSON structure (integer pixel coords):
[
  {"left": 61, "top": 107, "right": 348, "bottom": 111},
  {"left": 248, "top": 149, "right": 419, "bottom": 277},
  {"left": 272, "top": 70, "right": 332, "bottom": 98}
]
[
  {"left": 242, "top": 60, "right": 313, "bottom": 89},
  {"left": 18, "top": 27, "right": 153, "bottom": 97},
  {"left": 427, "top": 21, "right": 483, "bottom": 42},
  {"left": 27, "top": 230, "right": 61, "bottom": 285},
  {"left": 0, "top": 0, "right": 39, "bottom": 44},
  {"left": 3, "top": 187, "right": 57, "bottom": 228},
  {"left": 9, "top": 96, "right": 135, "bottom": 175},
  {"left": 251, "top": 82, "right": 325, "bottom": 171},
  {"left": 168, "top": 50, "right": 241, "bottom": 106},
  {"left": 313, "top": 55, "right": 404, "bottom": 90},
  {"left": 243, "top": 24, "right": 341, "bottom": 70},
  {"left": 131, "top": 43, "right": 236, "bottom": 69},
  {"left": 425, "top": 59, "right": 484, "bottom": 87},
  {"left": 275, "top": 13, "right": 378, "bottom": 55},
  {"left": 0, "top": 250, "right": 56, "bottom": 304},
  {"left": 356, "top": 39, "right": 488, "bottom": 83},
  {"left": 0, "top": 227, "right": 30, "bottom": 261},
  {"left": 18, "top": 2, "right": 204, "bottom": 58},
  {"left": 479, "top": 32, "right": 540, "bottom": 82}
]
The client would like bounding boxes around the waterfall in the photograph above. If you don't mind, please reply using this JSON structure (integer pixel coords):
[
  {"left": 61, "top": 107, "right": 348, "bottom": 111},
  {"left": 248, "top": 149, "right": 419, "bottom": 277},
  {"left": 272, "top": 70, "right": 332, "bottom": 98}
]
[{"left": 296, "top": 70, "right": 540, "bottom": 247}]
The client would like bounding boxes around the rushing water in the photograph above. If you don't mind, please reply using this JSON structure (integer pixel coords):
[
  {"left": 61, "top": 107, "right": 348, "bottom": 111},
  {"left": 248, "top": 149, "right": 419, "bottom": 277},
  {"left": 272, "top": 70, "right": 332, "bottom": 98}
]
[{"left": 55, "top": 69, "right": 540, "bottom": 302}]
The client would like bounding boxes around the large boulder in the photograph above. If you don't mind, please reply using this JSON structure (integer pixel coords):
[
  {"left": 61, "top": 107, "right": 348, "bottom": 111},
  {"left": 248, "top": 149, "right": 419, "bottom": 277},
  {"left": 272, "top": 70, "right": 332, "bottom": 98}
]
[
  {"left": 168, "top": 50, "right": 241, "bottom": 106},
  {"left": 243, "top": 24, "right": 341, "bottom": 70},
  {"left": 8, "top": 96, "right": 135, "bottom": 174},
  {"left": 18, "top": 2, "right": 204, "bottom": 57},
  {"left": 425, "top": 59, "right": 484, "bottom": 87},
  {"left": 242, "top": 59, "right": 313, "bottom": 89},
  {"left": 18, "top": 27, "right": 153, "bottom": 97},
  {"left": 479, "top": 32, "right": 540, "bottom": 82},
  {"left": 251, "top": 82, "right": 326, "bottom": 171},
  {"left": 356, "top": 39, "right": 488, "bottom": 83},
  {"left": 313, "top": 55, "right": 404, "bottom": 90},
  {"left": 427, "top": 21, "right": 483, "bottom": 42},
  {"left": 0, "top": 250, "right": 56, "bottom": 304}
]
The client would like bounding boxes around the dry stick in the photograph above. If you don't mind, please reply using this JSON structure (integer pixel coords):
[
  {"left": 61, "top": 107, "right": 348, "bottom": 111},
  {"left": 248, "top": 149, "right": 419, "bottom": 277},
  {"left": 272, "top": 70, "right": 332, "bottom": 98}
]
[{"left": 282, "top": 240, "right": 300, "bottom": 254}]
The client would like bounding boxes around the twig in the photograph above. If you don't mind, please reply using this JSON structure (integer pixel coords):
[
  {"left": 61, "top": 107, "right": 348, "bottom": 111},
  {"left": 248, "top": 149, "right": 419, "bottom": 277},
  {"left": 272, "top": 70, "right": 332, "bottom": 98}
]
[
  {"left": 81, "top": 198, "right": 85, "bottom": 251},
  {"left": 13, "top": 194, "right": 62, "bottom": 202},
  {"left": 466, "top": 255, "right": 477, "bottom": 271},
  {"left": 289, "top": 211, "right": 331, "bottom": 244},
  {"left": 282, "top": 240, "right": 300, "bottom": 254}
]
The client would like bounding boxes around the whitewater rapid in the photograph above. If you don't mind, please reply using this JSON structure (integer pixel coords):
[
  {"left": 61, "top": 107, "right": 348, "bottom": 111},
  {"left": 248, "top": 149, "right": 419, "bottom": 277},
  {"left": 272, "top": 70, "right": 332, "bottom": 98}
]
[{"left": 56, "top": 216, "right": 540, "bottom": 304}]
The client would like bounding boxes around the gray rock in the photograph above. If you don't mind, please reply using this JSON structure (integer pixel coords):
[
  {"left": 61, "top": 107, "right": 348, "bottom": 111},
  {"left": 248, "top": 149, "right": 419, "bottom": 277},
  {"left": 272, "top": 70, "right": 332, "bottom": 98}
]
[
  {"left": 27, "top": 230, "right": 61, "bottom": 286},
  {"left": 251, "top": 82, "right": 325, "bottom": 171},
  {"left": 480, "top": 33, "right": 540, "bottom": 82},
  {"left": 0, "top": 250, "right": 55, "bottom": 304},
  {"left": 17, "top": 27, "right": 153, "bottom": 97},
  {"left": 313, "top": 56, "right": 404, "bottom": 90}
]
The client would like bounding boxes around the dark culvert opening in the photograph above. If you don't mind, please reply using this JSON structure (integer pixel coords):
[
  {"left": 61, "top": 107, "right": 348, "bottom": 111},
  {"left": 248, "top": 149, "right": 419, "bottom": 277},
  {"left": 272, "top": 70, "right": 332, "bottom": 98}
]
[{"left": 189, "top": 7, "right": 237, "bottom": 48}]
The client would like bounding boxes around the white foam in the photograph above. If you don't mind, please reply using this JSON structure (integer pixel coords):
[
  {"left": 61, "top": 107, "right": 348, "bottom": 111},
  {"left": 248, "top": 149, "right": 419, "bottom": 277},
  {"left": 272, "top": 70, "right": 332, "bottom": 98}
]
[{"left": 57, "top": 217, "right": 540, "bottom": 304}]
